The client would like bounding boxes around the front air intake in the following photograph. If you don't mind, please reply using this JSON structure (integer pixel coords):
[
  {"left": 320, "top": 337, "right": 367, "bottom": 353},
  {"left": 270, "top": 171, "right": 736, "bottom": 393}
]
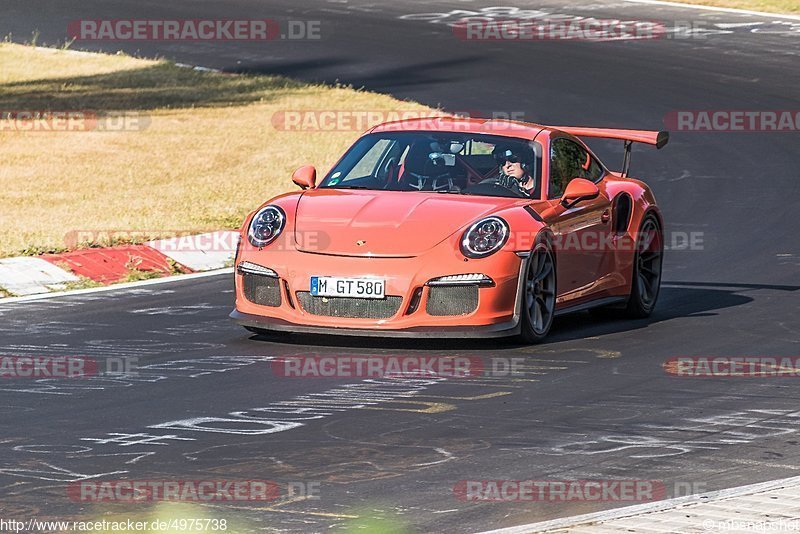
[
  {"left": 242, "top": 273, "right": 282, "bottom": 307},
  {"left": 296, "top": 293, "right": 402, "bottom": 319},
  {"left": 426, "top": 285, "right": 479, "bottom": 316}
]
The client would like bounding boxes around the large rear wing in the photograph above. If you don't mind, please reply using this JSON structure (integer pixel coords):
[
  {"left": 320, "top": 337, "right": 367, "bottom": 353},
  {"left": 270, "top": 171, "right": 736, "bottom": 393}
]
[{"left": 549, "top": 126, "right": 669, "bottom": 177}]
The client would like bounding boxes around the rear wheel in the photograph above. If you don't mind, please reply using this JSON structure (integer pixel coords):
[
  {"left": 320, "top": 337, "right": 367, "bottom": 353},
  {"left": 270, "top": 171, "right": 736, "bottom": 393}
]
[
  {"left": 519, "top": 239, "right": 557, "bottom": 343},
  {"left": 625, "top": 214, "right": 663, "bottom": 318}
]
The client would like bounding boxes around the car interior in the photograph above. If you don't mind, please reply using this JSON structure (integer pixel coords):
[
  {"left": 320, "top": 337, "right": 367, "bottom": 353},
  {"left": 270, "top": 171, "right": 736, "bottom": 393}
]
[{"left": 323, "top": 133, "right": 543, "bottom": 198}]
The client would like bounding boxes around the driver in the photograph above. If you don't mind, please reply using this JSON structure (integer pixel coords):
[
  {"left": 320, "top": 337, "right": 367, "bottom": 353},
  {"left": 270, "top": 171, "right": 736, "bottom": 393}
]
[{"left": 489, "top": 145, "right": 536, "bottom": 197}]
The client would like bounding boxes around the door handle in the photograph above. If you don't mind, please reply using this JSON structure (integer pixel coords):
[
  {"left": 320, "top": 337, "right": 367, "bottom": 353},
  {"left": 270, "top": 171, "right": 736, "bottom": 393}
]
[{"left": 601, "top": 210, "right": 611, "bottom": 224}]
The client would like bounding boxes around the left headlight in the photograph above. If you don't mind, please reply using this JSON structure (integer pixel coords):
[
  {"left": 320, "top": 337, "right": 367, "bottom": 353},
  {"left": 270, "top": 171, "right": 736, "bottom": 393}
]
[
  {"left": 248, "top": 205, "right": 286, "bottom": 247},
  {"left": 460, "top": 216, "right": 509, "bottom": 258}
]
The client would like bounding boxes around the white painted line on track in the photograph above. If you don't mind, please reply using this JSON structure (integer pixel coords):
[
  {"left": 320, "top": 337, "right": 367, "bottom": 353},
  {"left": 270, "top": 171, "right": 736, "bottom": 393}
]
[{"left": 0, "top": 268, "right": 232, "bottom": 304}]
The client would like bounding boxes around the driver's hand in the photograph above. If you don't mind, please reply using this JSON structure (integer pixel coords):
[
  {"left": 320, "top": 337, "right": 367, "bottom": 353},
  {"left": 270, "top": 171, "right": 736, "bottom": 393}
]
[
  {"left": 497, "top": 173, "right": 514, "bottom": 189},
  {"left": 498, "top": 173, "right": 524, "bottom": 192},
  {"left": 502, "top": 173, "right": 534, "bottom": 197}
]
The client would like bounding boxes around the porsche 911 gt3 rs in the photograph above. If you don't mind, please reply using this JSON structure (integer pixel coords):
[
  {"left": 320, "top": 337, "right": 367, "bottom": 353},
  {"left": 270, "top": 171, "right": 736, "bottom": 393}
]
[{"left": 230, "top": 117, "right": 667, "bottom": 342}]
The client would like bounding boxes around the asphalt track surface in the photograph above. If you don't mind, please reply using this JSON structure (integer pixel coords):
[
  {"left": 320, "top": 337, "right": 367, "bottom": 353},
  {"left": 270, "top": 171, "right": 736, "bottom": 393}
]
[{"left": 2, "top": 0, "right": 800, "bottom": 532}]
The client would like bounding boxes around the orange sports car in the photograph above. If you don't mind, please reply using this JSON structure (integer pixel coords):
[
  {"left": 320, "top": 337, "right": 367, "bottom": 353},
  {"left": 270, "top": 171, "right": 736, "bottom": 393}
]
[{"left": 230, "top": 117, "right": 668, "bottom": 342}]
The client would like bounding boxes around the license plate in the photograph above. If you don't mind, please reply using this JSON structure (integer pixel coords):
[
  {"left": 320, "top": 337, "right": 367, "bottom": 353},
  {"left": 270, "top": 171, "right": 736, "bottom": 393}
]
[{"left": 310, "top": 276, "right": 385, "bottom": 299}]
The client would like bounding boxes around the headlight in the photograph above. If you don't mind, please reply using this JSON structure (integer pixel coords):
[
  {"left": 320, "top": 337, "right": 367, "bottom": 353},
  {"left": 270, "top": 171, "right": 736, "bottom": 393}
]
[
  {"left": 460, "top": 216, "right": 509, "bottom": 258},
  {"left": 248, "top": 205, "right": 286, "bottom": 247}
]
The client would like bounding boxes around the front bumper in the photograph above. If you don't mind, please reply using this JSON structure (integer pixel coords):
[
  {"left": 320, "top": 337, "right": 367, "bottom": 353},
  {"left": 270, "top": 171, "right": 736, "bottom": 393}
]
[
  {"left": 230, "top": 310, "right": 520, "bottom": 338},
  {"left": 231, "top": 244, "right": 527, "bottom": 338}
]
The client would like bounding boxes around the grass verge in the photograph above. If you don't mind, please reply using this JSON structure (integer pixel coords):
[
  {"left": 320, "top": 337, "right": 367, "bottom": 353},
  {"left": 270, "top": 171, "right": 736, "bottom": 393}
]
[
  {"left": 0, "top": 43, "right": 438, "bottom": 258},
  {"left": 660, "top": 0, "right": 799, "bottom": 14}
]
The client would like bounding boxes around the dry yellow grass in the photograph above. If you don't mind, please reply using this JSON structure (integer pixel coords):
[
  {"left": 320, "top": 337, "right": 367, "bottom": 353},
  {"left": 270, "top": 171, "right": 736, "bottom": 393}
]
[
  {"left": 0, "top": 44, "right": 438, "bottom": 257},
  {"left": 675, "top": 0, "right": 799, "bottom": 13}
]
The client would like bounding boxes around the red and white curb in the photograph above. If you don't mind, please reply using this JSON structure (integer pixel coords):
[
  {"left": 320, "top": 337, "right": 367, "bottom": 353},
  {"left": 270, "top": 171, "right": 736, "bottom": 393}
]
[
  {"left": 0, "top": 230, "right": 238, "bottom": 297},
  {"left": 477, "top": 475, "right": 800, "bottom": 533},
  {"left": 0, "top": 257, "right": 80, "bottom": 296}
]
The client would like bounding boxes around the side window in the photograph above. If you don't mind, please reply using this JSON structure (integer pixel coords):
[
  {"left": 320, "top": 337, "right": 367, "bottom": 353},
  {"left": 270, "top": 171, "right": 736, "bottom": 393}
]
[
  {"left": 582, "top": 150, "right": 604, "bottom": 182},
  {"left": 467, "top": 141, "right": 495, "bottom": 155},
  {"left": 549, "top": 138, "right": 604, "bottom": 199}
]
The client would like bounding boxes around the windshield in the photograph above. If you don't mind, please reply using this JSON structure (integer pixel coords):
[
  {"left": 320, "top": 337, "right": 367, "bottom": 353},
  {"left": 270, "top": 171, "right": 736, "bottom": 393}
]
[{"left": 320, "top": 132, "right": 542, "bottom": 198}]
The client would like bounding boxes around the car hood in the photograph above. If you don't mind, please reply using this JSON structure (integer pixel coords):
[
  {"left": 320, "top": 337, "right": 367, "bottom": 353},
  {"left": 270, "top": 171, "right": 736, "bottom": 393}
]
[{"left": 294, "top": 189, "right": 520, "bottom": 257}]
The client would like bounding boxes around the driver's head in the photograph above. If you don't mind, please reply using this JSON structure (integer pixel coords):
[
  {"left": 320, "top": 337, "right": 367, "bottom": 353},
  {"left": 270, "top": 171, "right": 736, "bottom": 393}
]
[{"left": 492, "top": 145, "right": 529, "bottom": 180}]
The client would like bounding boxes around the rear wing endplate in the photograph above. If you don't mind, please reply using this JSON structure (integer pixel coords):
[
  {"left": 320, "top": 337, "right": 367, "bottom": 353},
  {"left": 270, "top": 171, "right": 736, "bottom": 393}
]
[{"left": 549, "top": 126, "right": 669, "bottom": 177}]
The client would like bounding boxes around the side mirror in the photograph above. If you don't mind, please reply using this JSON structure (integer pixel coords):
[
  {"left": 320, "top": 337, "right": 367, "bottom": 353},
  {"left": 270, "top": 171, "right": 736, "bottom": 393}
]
[
  {"left": 292, "top": 165, "right": 317, "bottom": 190},
  {"left": 560, "top": 178, "right": 599, "bottom": 207}
]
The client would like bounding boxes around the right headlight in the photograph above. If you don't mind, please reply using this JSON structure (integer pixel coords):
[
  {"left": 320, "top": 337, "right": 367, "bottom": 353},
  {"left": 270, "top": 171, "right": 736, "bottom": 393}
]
[
  {"left": 460, "top": 216, "right": 509, "bottom": 258},
  {"left": 247, "top": 205, "right": 286, "bottom": 248}
]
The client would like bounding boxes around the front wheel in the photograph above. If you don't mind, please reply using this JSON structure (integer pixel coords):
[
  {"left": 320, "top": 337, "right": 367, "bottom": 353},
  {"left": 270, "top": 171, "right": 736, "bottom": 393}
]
[
  {"left": 518, "top": 239, "right": 557, "bottom": 343},
  {"left": 625, "top": 214, "right": 664, "bottom": 318}
]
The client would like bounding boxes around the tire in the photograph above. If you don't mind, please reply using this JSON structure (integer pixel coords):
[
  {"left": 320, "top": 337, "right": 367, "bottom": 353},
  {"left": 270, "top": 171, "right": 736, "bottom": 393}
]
[
  {"left": 518, "top": 237, "right": 557, "bottom": 343},
  {"left": 625, "top": 214, "right": 664, "bottom": 318}
]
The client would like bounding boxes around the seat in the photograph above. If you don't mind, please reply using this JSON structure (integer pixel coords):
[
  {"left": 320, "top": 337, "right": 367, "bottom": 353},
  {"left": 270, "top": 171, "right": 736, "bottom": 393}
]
[{"left": 395, "top": 141, "right": 453, "bottom": 191}]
